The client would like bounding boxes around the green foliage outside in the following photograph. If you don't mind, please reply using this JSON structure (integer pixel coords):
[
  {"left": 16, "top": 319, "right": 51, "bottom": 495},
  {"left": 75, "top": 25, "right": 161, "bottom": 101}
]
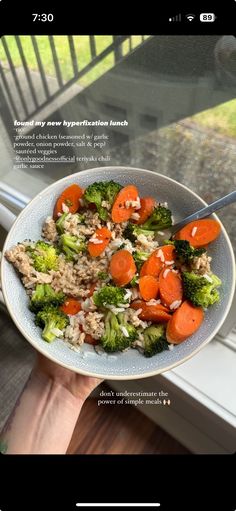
[{"left": 0, "top": 35, "right": 146, "bottom": 87}]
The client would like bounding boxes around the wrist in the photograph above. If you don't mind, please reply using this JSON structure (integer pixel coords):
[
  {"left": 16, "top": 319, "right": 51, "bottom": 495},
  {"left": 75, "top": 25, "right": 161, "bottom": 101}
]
[
  {"left": 33, "top": 355, "right": 102, "bottom": 403},
  {"left": 32, "top": 366, "right": 85, "bottom": 405}
]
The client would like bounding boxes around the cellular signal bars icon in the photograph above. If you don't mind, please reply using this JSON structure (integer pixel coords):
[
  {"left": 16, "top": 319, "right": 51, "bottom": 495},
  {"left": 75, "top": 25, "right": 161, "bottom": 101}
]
[{"left": 169, "top": 13, "right": 181, "bottom": 22}]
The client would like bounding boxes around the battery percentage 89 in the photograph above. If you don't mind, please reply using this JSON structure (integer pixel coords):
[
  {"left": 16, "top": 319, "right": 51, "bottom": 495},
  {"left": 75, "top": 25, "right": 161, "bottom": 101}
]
[{"left": 200, "top": 13, "right": 216, "bottom": 22}]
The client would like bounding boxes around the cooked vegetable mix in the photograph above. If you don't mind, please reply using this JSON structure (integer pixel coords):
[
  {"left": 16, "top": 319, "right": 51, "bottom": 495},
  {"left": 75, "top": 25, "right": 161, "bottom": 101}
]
[{"left": 5, "top": 179, "right": 222, "bottom": 357}]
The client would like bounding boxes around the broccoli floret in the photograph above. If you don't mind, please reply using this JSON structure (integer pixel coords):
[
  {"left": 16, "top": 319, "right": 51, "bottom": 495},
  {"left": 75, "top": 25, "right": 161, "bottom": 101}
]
[
  {"left": 182, "top": 271, "right": 221, "bottom": 308},
  {"left": 55, "top": 213, "right": 67, "bottom": 234},
  {"left": 76, "top": 213, "right": 85, "bottom": 224},
  {"left": 93, "top": 286, "right": 129, "bottom": 308},
  {"left": 173, "top": 240, "right": 206, "bottom": 264},
  {"left": 97, "top": 271, "right": 110, "bottom": 281},
  {"left": 56, "top": 213, "right": 85, "bottom": 234},
  {"left": 59, "top": 233, "right": 86, "bottom": 260},
  {"left": 100, "top": 311, "right": 137, "bottom": 352},
  {"left": 129, "top": 275, "right": 139, "bottom": 287},
  {"left": 29, "top": 284, "right": 65, "bottom": 312},
  {"left": 141, "top": 206, "right": 172, "bottom": 231},
  {"left": 143, "top": 324, "right": 169, "bottom": 357},
  {"left": 133, "top": 250, "right": 149, "bottom": 271},
  {"left": 117, "top": 313, "right": 137, "bottom": 342},
  {"left": 84, "top": 181, "right": 122, "bottom": 220},
  {"left": 26, "top": 240, "right": 59, "bottom": 273},
  {"left": 123, "top": 223, "right": 155, "bottom": 242},
  {"left": 35, "top": 305, "right": 69, "bottom": 343}
]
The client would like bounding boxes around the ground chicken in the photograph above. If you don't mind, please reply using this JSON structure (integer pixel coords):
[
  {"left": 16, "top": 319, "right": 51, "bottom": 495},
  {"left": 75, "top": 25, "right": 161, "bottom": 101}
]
[
  {"left": 190, "top": 252, "right": 212, "bottom": 275},
  {"left": 42, "top": 217, "right": 58, "bottom": 243},
  {"left": 5, "top": 244, "right": 52, "bottom": 290}
]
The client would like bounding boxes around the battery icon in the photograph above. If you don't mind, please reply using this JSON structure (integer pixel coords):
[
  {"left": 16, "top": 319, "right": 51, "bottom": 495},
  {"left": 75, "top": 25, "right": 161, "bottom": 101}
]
[{"left": 200, "top": 13, "right": 216, "bottom": 22}]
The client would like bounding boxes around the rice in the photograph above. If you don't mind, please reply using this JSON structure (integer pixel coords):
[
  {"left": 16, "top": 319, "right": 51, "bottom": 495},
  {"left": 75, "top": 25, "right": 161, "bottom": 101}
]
[
  {"left": 125, "top": 197, "right": 141, "bottom": 209},
  {"left": 130, "top": 287, "right": 140, "bottom": 300},
  {"left": 191, "top": 226, "right": 198, "bottom": 237},
  {"left": 101, "top": 200, "right": 111, "bottom": 210},
  {"left": 132, "top": 339, "right": 144, "bottom": 348},
  {"left": 89, "top": 238, "right": 103, "bottom": 244},
  {"left": 163, "top": 268, "right": 170, "bottom": 279},
  {"left": 124, "top": 289, "right": 132, "bottom": 301},
  {"left": 160, "top": 201, "right": 168, "bottom": 208},
  {"left": 108, "top": 239, "right": 123, "bottom": 251},
  {"left": 62, "top": 212, "right": 97, "bottom": 237},
  {"left": 136, "top": 234, "right": 159, "bottom": 252},
  {"left": 190, "top": 252, "right": 212, "bottom": 275},
  {"left": 64, "top": 310, "right": 104, "bottom": 343},
  {"left": 156, "top": 248, "right": 164, "bottom": 262},
  {"left": 130, "top": 212, "right": 140, "bottom": 221},
  {"left": 146, "top": 299, "right": 161, "bottom": 305},
  {"left": 120, "top": 325, "right": 129, "bottom": 337},
  {"left": 125, "top": 308, "right": 149, "bottom": 329},
  {"left": 81, "top": 312, "right": 105, "bottom": 340},
  {"left": 117, "top": 302, "right": 130, "bottom": 308},
  {"left": 138, "top": 331, "right": 144, "bottom": 342},
  {"left": 62, "top": 202, "right": 69, "bottom": 213},
  {"left": 203, "top": 273, "right": 213, "bottom": 283},
  {"left": 51, "top": 327, "right": 64, "bottom": 337},
  {"left": 122, "top": 239, "right": 135, "bottom": 253},
  {"left": 170, "top": 300, "right": 182, "bottom": 310},
  {"left": 81, "top": 298, "right": 97, "bottom": 312},
  {"left": 106, "top": 304, "right": 126, "bottom": 313},
  {"left": 65, "top": 329, "right": 85, "bottom": 345}
]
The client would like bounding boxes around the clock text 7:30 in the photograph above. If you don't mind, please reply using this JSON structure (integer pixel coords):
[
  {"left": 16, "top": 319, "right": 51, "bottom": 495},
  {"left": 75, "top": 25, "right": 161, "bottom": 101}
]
[{"left": 32, "top": 13, "right": 54, "bottom": 22}]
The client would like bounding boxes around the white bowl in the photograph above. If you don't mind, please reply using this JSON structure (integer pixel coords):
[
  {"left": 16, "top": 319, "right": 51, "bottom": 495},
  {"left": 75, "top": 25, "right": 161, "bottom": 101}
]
[{"left": 1, "top": 167, "right": 235, "bottom": 379}]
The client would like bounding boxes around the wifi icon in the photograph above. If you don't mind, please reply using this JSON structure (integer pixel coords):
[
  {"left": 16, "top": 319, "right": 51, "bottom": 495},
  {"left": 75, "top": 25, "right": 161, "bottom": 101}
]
[{"left": 186, "top": 13, "right": 195, "bottom": 21}]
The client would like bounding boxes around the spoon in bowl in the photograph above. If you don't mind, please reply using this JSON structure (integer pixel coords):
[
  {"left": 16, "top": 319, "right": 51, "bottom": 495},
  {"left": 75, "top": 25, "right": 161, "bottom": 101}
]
[{"left": 170, "top": 191, "right": 236, "bottom": 236}]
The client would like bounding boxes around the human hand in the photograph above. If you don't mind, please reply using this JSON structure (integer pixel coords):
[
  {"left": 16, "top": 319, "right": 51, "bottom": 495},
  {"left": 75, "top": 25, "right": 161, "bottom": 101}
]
[{"left": 34, "top": 353, "right": 103, "bottom": 402}]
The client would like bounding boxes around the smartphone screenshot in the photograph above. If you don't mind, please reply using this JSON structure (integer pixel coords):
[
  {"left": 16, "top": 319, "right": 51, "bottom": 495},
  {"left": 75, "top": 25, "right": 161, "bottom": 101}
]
[{"left": 0, "top": 3, "right": 235, "bottom": 510}]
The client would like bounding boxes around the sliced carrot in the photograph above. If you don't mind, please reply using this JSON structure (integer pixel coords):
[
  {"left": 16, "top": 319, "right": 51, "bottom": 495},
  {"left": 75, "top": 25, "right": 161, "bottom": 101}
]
[
  {"left": 159, "top": 268, "right": 183, "bottom": 308},
  {"left": 166, "top": 300, "right": 204, "bottom": 344},
  {"left": 53, "top": 184, "right": 84, "bottom": 219},
  {"left": 109, "top": 249, "right": 137, "bottom": 286},
  {"left": 174, "top": 219, "right": 221, "bottom": 248},
  {"left": 131, "top": 301, "right": 169, "bottom": 312},
  {"left": 131, "top": 300, "right": 171, "bottom": 322},
  {"left": 139, "top": 260, "right": 149, "bottom": 277},
  {"left": 84, "top": 333, "right": 98, "bottom": 345},
  {"left": 115, "top": 269, "right": 137, "bottom": 287},
  {"left": 87, "top": 227, "right": 112, "bottom": 257},
  {"left": 134, "top": 197, "right": 155, "bottom": 225},
  {"left": 140, "top": 251, "right": 163, "bottom": 278},
  {"left": 60, "top": 298, "right": 81, "bottom": 315},
  {"left": 111, "top": 185, "right": 139, "bottom": 223},
  {"left": 139, "top": 275, "right": 159, "bottom": 301},
  {"left": 140, "top": 245, "right": 176, "bottom": 279},
  {"left": 88, "top": 282, "right": 97, "bottom": 297},
  {"left": 161, "top": 244, "right": 176, "bottom": 263}
]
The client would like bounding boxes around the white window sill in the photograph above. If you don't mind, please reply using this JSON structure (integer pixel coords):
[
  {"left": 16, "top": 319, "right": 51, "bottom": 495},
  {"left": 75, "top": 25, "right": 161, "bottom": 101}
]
[{"left": 110, "top": 337, "right": 236, "bottom": 453}]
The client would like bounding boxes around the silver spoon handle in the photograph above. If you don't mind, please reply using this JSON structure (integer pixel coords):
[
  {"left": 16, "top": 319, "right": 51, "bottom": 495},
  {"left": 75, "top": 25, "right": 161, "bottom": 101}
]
[{"left": 172, "top": 191, "right": 236, "bottom": 233}]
